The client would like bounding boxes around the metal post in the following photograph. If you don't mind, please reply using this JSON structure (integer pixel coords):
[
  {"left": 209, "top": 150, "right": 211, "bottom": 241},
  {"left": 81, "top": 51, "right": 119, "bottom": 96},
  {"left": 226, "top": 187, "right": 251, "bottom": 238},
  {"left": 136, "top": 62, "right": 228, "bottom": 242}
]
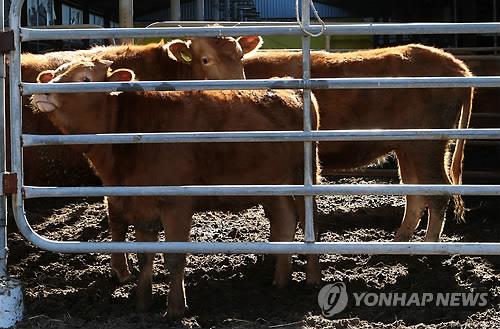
[
  {"left": 494, "top": 0, "right": 497, "bottom": 53},
  {"left": 119, "top": 0, "right": 134, "bottom": 44},
  {"left": 301, "top": 0, "right": 315, "bottom": 243},
  {"left": 170, "top": 0, "right": 181, "bottom": 21},
  {"left": 196, "top": 0, "right": 205, "bottom": 21},
  {"left": 212, "top": 0, "right": 220, "bottom": 20},
  {"left": 225, "top": 0, "right": 230, "bottom": 20},
  {"left": 0, "top": 0, "right": 24, "bottom": 326},
  {"left": 453, "top": 0, "right": 458, "bottom": 47},
  {"left": 0, "top": 0, "right": 6, "bottom": 280},
  {"left": 325, "top": 34, "right": 331, "bottom": 51}
]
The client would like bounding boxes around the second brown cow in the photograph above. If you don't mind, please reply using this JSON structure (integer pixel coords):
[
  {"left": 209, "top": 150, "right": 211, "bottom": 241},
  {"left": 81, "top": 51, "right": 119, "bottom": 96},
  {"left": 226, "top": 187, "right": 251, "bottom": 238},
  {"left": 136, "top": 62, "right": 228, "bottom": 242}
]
[{"left": 244, "top": 44, "right": 474, "bottom": 242}]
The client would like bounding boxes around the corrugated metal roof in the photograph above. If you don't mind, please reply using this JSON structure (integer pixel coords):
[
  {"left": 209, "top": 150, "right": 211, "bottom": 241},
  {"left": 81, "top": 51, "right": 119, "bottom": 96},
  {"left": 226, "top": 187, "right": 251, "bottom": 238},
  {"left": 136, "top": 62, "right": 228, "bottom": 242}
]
[{"left": 254, "top": 0, "right": 349, "bottom": 19}]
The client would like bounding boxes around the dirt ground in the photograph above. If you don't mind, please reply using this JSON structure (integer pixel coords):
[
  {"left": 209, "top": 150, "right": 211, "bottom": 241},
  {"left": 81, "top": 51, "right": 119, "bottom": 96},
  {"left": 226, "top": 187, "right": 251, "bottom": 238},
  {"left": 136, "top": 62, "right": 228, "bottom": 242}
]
[{"left": 7, "top": 177, "right": 500, "bottom": 329}]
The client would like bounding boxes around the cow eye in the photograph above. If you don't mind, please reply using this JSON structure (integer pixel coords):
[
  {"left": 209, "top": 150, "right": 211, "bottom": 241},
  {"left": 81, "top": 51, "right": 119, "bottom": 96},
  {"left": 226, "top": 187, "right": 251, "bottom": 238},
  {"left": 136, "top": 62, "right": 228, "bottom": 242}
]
[
  {"left": 82, "top": 77, "right": 92, "bottom": 82},
  {"left": 201, "top": 57, "right": 209, "bottom": 65}
]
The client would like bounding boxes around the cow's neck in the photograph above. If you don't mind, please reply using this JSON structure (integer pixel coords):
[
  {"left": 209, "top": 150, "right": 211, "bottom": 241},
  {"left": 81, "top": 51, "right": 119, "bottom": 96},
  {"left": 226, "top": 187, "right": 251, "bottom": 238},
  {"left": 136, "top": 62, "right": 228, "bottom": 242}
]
[{"left": 46, "top": 94, "right": 117, "bottom": 181}]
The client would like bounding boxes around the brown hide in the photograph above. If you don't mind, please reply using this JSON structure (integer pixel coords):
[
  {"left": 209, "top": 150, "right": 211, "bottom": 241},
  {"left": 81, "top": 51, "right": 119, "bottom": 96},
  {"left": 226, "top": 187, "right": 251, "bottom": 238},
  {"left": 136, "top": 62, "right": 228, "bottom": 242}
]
[
  {"left": 244, "top": 44, "right": 473, "bottom": 241},
  {"left": 244, "top": 45, "right": 471, "bottom": 169}
]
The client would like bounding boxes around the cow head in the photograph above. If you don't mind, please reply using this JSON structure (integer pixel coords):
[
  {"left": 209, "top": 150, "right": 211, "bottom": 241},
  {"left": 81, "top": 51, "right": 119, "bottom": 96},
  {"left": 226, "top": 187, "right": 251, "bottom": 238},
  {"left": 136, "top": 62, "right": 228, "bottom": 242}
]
[
  {"left": 165, "top": 36, "right": 263, "bottom": 80},
  {"left": 32, "top": 59, "right": 135, "bottom": 135},
  {"left": 33, "top": 59, "right": 134, "bottom": 114}
]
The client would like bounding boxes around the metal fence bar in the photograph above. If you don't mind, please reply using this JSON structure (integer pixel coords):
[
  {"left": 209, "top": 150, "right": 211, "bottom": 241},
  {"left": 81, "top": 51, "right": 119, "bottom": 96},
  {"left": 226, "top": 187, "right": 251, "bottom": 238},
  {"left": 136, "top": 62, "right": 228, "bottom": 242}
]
[
  {"left": 0, "top": 0, "right": 6, "bottom": 278},
  {"left": 20, "top": 22, "right": 500, "bottom": 41},
  {"left": 4, "top": 230, "right": 500, "bottom": 254},
  {"left": 21, "top": 129, "right": 500, "bottom": 147},
  {"left": 23, "top": 184, "right": 500, "bottom": 199},
  {"left": 22, "top": 76, "right": 500, "bottom": 94},
  {"left": 301, "top": 0, "right": 315, "bottom": 243},
  {"left": 9, "top": 0, "right": 25, "bottom": 252}
]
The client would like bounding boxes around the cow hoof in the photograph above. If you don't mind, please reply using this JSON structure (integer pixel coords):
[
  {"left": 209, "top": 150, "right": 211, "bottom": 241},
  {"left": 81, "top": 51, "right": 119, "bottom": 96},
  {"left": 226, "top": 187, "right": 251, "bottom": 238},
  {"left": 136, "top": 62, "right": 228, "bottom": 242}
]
[
  {"left": 393, "top": 234, "right": 411, "bottom": 242},
  {"left": 273, "top": 277, "right": 290, "bottom": 288},
  {"left": 112, "top": 268, "right": 134, "bottom": 284},
  {"left": 305, "top": 273, "right": 322, "bottom": 286},
  {"left": 164, "top": 304, "right": 188, "bottom": 320},
  {"left": 135, "top": 300, "right": 151, "bottom": 313}
]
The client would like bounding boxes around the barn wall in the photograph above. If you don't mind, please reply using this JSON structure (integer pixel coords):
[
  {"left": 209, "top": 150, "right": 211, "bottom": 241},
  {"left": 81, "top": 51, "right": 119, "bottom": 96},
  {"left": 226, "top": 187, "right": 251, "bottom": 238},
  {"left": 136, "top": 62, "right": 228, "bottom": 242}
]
[{"left": 254, "top": 0, "right": 348, "bottom": 20}]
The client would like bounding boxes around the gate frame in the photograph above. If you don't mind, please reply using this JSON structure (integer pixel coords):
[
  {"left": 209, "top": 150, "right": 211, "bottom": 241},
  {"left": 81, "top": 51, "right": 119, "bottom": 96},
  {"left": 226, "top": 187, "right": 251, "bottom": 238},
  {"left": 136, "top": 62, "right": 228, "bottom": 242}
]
[
  {"left": 8, "top": 0, "right": 500, "bottom": 254},
  {"left": 3, "top": 0, "right": 500, "bottom": 325}
]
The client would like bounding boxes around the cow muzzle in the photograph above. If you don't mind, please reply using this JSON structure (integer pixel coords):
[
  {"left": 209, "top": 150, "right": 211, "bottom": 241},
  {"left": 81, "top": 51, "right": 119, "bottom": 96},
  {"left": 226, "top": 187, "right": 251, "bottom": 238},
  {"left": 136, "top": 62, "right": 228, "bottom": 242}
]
[{"left": 31, "top": 94, "right": 59, "bottom": 113}]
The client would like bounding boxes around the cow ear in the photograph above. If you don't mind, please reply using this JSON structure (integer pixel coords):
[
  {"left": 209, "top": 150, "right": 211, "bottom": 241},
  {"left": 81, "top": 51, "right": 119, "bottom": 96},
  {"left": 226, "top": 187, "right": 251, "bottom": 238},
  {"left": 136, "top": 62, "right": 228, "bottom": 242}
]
[
  {"left": 237, "top": 36, "right": 263, "bottom": 56},
  {"left": 165, "top": 39, "right": 192, "bottom": 64},
  {"left": 107, "top": 69, "right": 135, "bottom": 82},
  {"left": 37, "top": 70, "right": 55, "bottom": 83}
]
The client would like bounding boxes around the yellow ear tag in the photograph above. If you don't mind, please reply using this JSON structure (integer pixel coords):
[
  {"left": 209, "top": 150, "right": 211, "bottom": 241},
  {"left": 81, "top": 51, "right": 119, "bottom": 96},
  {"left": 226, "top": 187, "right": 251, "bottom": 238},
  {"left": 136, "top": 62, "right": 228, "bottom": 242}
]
[{"left": 180, "top": 51, "right": 192, "bottom": 63}]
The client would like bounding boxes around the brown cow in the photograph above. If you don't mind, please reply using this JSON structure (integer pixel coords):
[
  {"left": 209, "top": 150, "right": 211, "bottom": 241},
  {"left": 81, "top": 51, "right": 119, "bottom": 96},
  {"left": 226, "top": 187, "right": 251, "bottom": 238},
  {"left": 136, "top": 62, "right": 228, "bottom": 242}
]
[
  {"left": 19, "top": 36, "right": 263, "bottom": 285},
  {"left": 32, "top": 59, "right": 320, "bottom": 317},
  {"left": 18, "top": 36, "right": 263, "bottom": 185},
  {"left": 244, "top": 44, "right": 474, "bottom": 242}
]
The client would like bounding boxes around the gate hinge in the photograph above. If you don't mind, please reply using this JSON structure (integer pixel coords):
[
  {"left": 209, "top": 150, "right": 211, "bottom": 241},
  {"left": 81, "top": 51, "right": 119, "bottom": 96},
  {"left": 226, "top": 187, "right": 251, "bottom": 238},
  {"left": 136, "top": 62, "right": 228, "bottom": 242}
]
[
  {"left": 1, "top": 172, "right": 17, "bottom": 195},
  {"left": 0, "top": 30, "right": 14, "bottom": 54}
]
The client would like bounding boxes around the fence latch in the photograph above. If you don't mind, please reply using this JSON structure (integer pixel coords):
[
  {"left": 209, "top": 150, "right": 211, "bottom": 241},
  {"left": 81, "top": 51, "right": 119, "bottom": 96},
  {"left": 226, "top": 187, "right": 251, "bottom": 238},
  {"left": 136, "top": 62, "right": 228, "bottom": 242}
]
[
  {"left": 1, "top": 172, "right": 17, "bottom": 195},
  {"left": 0, "top": 30, "right": 14, "bottom": 54}
]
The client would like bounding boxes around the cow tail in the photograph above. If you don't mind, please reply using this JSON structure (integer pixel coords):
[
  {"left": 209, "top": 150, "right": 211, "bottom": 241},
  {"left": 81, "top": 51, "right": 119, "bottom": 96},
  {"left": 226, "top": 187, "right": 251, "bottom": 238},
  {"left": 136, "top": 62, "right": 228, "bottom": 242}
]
[{"left": 450, "top": 87, "right": 473, "bottom": 222}]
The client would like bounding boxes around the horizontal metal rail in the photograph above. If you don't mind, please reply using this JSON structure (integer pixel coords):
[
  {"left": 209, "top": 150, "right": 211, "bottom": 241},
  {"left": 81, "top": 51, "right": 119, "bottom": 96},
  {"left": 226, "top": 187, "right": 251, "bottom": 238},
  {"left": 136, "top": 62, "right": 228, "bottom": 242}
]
[
  {"left": 21, "top": 129, "right": 500, "bottom": 147},
  {"left": 21, "top": 76, "right": 500, "bottom": 95},
  {"left": 20, "top": 23, "right": 500, "bottom": 41},
  {"left": 8, "top": 237, "right": 500, "bottom": 255},
  {"left": 23, "top": 184, "right": 500, "bottom": 199},
  {"left": 146, "top": 21, "right": 299, "bottom": 27}
]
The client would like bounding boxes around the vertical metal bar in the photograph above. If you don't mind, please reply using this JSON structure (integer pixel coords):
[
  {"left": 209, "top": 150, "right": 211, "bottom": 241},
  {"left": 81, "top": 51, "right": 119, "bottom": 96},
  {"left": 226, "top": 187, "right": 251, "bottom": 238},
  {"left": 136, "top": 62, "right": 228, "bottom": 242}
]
[
  {"left": 325, "top": 34, "right": 331, "bottom": 51},
  {"left": 10, "top": 0, "right": 24, "bottom": 222},
  {"left": 171, "top": 0, "right": 181, "bottom": 21},
  {"left": 494, "top": 0, "right": 497, "bottom": 53},
  {"left": 0, "top": 0, "right": 7, "bottom": 277},
  {"left": 225, "top": 0, "right": 230, "bottom": 20},
  {"left": 1, "top": 3, "right": 25, "bottom": 326},
  {"left": 453, "top": 0, "right": 458, "bottom": 47},
  {"left": 119, "top": 0, "right": 134, "bottom": 44},
  {"left": 212, "top": 0, "right": 220, "bottom": 20},
  {"left": 196, "top": 0, "right": 205, "bottom": 20},
  {"left": 301, "top": 0, "right": 315, "bottom": 243}
]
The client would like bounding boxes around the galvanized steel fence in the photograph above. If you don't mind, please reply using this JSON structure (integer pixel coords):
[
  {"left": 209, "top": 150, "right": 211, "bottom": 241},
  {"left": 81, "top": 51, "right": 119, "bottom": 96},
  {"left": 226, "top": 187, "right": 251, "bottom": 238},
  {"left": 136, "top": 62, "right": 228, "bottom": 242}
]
[{"left": 4, "top": 0, "right": 500, "bottom": 258}]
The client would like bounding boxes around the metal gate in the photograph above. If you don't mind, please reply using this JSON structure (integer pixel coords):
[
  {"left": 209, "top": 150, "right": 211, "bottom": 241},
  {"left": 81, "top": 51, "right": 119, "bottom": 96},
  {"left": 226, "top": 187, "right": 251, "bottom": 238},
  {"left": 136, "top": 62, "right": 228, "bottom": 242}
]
[{"left": 2, "top": 0, "right": 500, "bottom": 324}]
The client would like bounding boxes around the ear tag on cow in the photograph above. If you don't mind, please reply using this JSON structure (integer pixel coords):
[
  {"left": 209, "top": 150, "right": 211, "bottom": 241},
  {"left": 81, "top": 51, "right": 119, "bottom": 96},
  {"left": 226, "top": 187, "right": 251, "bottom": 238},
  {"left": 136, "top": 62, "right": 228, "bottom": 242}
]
[{"left": 180, "top": 51, "right": 192, "bottom": 63}]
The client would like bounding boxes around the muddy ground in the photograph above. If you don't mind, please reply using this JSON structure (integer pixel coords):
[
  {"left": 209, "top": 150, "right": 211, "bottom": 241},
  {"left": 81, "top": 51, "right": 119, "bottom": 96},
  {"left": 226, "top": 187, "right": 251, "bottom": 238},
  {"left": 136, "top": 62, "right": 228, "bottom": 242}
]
[{"left": 7, "top": 177, "right": 500, "bottom": 329}]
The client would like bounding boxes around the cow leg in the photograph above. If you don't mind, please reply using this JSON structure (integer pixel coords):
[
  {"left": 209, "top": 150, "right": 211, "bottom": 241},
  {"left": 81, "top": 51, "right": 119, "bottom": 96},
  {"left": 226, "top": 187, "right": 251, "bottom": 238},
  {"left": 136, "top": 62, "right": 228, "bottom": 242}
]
[
  {"left": 295, "top": 197, "right": 321, "bottom": 285},
  {"left": 135, "top": 227, "right": 158, "bottom": 312},
  {"left": 394, "top": 149, "right": 427, "bottom": 242},
  {"left": 109, "top": 220, "right": 132, "bottom": 283},
  {"left": 264, "top": 197, "right": 297, "bottom": 288},
  {"left": 107, "top": 200, "right": 132, "bottom": 283},
  {"left": 161, "top": 205, "right": 193, "bottom": 319},
  {"left": 424, "top": 196, "right": 449, "bottom": 242},
  {"left": 422, "top": 144, "right": 452, "bottom": 242},
  {"left": 396, "top": 143, "right": 451, "bottom": 242}
]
